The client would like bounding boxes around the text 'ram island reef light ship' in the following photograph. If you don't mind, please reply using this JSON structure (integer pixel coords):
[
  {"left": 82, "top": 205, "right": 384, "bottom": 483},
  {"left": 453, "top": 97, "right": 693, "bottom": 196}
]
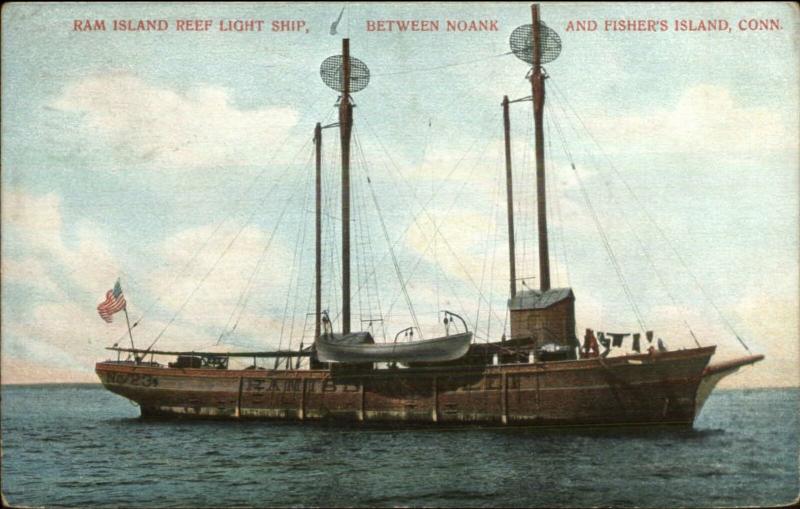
[{"left": 96, "top": 4, "right": 763, "bottom": 428}]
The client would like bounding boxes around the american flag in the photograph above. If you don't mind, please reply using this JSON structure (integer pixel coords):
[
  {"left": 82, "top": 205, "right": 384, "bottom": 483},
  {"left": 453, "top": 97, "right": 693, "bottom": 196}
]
[{"left": 97, "top": 280, "right": 126, "bottom": 323}]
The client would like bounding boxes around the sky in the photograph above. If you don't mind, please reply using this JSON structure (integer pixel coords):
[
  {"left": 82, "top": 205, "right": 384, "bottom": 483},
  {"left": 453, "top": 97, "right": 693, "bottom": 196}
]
[{"left": 1, "top": 2, "right": 798, "bottom": 388}]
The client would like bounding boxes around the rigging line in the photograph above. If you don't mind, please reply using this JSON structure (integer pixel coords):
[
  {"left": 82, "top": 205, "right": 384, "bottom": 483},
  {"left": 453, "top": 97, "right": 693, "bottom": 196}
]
[
  {"left": 549, "top": 112, "right": 648, "bottom": 333},
  {"left": 475, "top": 150, "right": 503, "bottom": 340},
  {"left": 546, "top": 99, "right": 647, "bottom": 330},
  {"left": 324, "top": 132, "right": 345, "bottom": 326},
  {"left": 354, "top": 56, "right": 508, "bottom": 305},
  {"left": 357, "top": 140, "right": 423, "bottom": 339},
  {"left": 546, "top": 101, "right": 698, "bottom": 346},
  {"left": 124, "top": 100, "right": 332, "bottom": 340},
  {"left": 544, "top": 121, "right": 561, "bottom": 286},
  {"left": 354, "top": 107, "right": 479, "bottom": 336},
  {"left": 547, "top": 79, "right": 749, "bottom": 351},
  {"left": 146, "top": 221, "right": 264, "bottom": 352},
  {"left": 352, "top": 129, "right": 421, "bottom": 335},
  {"left": 288, "top": 107, "right": 340, "bottom": 346},
  {"left": 357, "top": 146, "right": 380, "bottom": 328},
  {"left": 485, "top": 150, "right": 504, "bottom": 341},
  {"left": 360, "top": 157, "right": 388, "bottom": 342},
  {"left": 374, "top": 150, "right": 485, "bottom": 334},
  {"left": 354, "top": 155, "right": 386, "bottom": 340},
  {"left": 356, "top": 144, "right": 387, "bottom": 340},
  {"left": 288, "top": 164, "right": 316, "bottom": 351},
  {"left": 360, "top": 109, "right": 507, "bottom": 327},
  {"left": 351, "top": 145, "right": 364, "bottom": 324},
  {"left": 371, "top": 51, "right": 513, "bottom": 77},
  {"left": 543, "top": 113, "right": 571, "bottom": 286},
  {"left": 244, "top": 155, "right": 316, "bottom": 338},
  {"left": 573, "top": 165, "right": 648, "bottom": 333},
  {"left": 548, "top": 128, "right": 571, "bottom": 286},
  {"left": 217, "top": 149, "right": 315, "bottom": 345},
  {"left": 330, "top": 105, "right": 488, "bottom": 327},
  {"left": 519, "top": 114, "right": 533, "bottom": 286},
  {"left": 336, "top": 80, "right": 525, "bottom": 331},
  {"left": 278, "top": 158, "right": 315, "bottom": 353},
  {"left": 360, "top": 118, "right": 496, "bottom": 328},
  {"left": 352, "top": 135, "right": 371, "bottom": 326},
  {"left": 143, "top": 136, "right": 317, "bottom": 353},
  {"left": 110, "top": 220, "right": 231, "bottom": 347},
  {"left": 302, "top": 189, "right": 319, "bottom": 345},
  {"left": 323, "top": 141, "right": 342, "bottom": 324},
  {"left": 488, "top": 143, "right": 506, "bottom": 341},
  {"left": 547, "top": 104, "right": 647, "bottom": 329},
  {"left": 374, "top": 159, "right": 479, "bottom": 336}
]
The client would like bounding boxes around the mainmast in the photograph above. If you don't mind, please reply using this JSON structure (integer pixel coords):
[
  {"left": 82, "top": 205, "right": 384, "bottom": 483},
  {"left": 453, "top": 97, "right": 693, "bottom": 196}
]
[
  {"left": 530, "top": 4, "right": 550, "bottom": 292},
  {"left": 508, "top": 4, "right": 561, "bottom": 295},
  {"left": 339, "top": 39, "right": 353, "bottom": 334},
  {"left": 506, "top": 7, "right": 573, "bottom": 352}
]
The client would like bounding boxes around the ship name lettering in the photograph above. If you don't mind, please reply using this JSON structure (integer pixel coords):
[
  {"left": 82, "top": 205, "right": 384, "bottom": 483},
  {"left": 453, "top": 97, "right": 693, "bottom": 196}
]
[
  {"left": 105, "top": 372, "right": 158, "bottom": 387},
  {"left": 485, "top": 376, "right": 500, "bottom": 391},
  {"left": 342, "top": 383, "right": 360, "bottom": 393}
]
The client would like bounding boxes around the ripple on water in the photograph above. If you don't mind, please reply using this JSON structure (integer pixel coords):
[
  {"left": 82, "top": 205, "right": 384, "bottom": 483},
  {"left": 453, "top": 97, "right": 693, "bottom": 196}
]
[{"left": 1, "top": 386, "right": 798, "bottom": 508}]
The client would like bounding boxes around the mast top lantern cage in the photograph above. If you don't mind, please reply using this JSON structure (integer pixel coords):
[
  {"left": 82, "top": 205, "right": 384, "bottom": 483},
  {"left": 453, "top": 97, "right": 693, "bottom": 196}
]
[
  {"left": 510, "top": 22, "right": 562, "bottom": 65},
  {"left": 320, "top": 55, "right": 371, "bottom": 93}
]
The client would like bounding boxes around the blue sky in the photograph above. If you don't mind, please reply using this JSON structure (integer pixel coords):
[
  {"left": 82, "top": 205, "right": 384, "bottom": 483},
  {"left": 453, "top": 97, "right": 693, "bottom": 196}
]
[{"left": 2, "top": 2, "right": 797, "bottom": 386}]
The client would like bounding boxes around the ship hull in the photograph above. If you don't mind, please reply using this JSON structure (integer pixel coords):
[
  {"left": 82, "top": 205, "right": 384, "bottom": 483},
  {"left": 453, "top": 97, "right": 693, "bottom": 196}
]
[{"left": 96, "top": 346, "right": 715, "bottom": 427}]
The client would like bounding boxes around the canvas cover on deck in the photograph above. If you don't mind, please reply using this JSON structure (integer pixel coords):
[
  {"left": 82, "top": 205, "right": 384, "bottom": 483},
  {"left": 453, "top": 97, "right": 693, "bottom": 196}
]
[
  {"left": 320, "top": 331, "right": 375, "bottom": 346},
  {"left": 508, "top": 288, "right": 574, "bottom": 310},
  {"left": 315, "top": 331, "right": 473, "bottom": 364}
]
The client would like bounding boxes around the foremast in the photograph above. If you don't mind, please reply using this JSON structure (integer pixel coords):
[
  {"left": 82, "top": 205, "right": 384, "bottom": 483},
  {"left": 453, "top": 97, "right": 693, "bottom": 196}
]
[
  {"left": 318, "top": 39, "right": 370, "bottom": 338},
  {"left": 339, "top": 39, "right": 353, "bottom": 334}
]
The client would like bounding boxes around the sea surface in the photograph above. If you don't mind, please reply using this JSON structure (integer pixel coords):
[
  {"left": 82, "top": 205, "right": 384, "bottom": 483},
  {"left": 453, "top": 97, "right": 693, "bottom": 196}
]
[{"left": 1, "top": 385, "right": 797, "bottom": 508}]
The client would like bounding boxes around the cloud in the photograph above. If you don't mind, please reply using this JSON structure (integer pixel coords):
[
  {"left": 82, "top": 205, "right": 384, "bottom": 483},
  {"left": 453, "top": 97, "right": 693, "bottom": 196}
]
[
  {"left": 136, "top": 222, "right": 302, "bottom": 348},
  {"left": 2, "top": 190, "right": 120, "bottom": 295},
  {"left": 2, "top": 191, "right": 62, "bottom": 249},
  {"left": 51, "top": 72, "right": 299, "bottom": 170},
  {"left": 724, "top": 291, "right": 800, "bottom": 389},
  {"left": 1, "top": 190, "right": 132, "bottom": 382},
  {"left": 1, "top": 257, "right": 63, "bottom": 298},
  {"left": 2, "top": 357, "right": 97, "bottom": 385},
  {"left": 1, "top": 189, "right": 309, "bottom": 381},
  {"left": 586, "top": 84, "right": 794, "bottom": 156}
]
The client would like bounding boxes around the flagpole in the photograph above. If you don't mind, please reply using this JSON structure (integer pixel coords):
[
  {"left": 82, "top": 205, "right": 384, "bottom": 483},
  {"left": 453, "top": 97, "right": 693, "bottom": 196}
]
[{"left": 123, "top": 306, "right": 135, "bottom": 352}]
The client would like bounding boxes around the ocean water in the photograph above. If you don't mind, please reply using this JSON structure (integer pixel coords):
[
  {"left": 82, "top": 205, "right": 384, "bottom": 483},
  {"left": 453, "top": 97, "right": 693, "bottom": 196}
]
[{"left": 1, "top": 385, "right": 797, "bottom": 508}]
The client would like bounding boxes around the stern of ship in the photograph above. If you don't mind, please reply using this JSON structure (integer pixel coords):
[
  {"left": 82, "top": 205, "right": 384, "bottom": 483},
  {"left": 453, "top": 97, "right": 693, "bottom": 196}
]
[{"left": 95, "top": 360, "right": 242, "bottom": 418}]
